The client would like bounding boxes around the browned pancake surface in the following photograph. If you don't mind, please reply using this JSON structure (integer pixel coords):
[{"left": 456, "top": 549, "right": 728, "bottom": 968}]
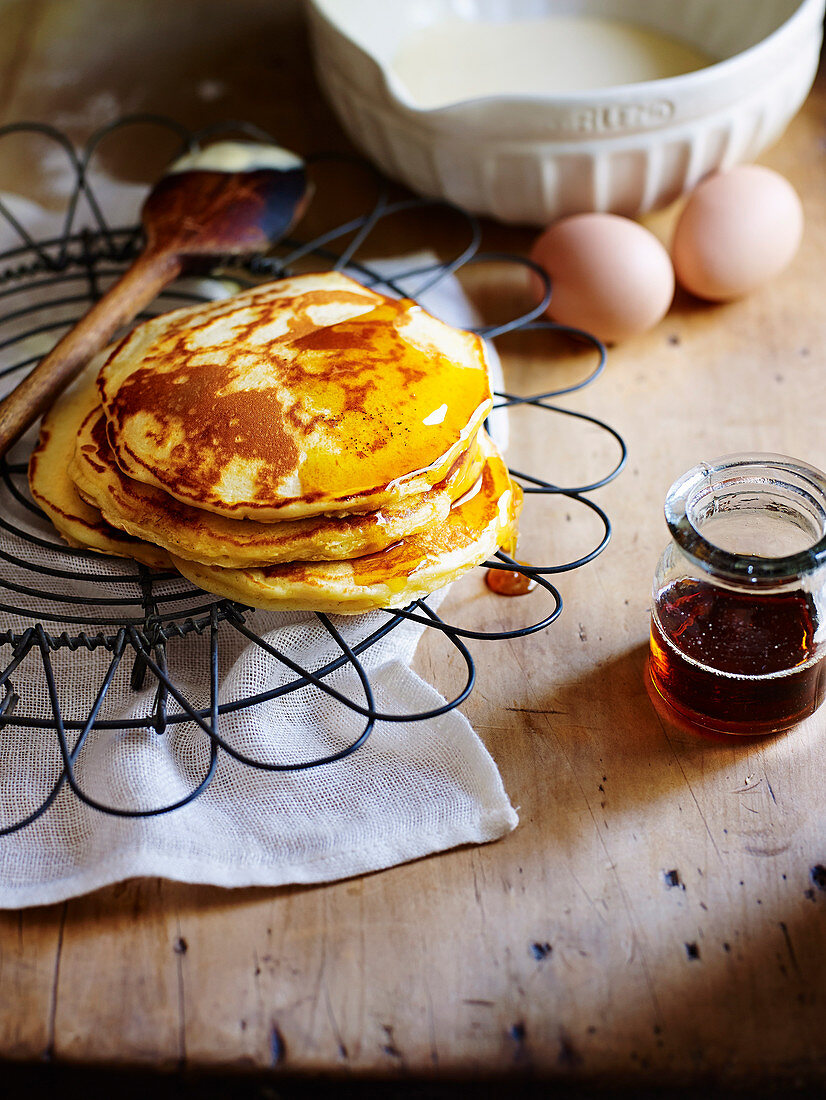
[
  {"left": 99, "top": 273, "right": 492, "bottom": 520},
  {"left": 170, "top": 438, "right": 522, "bottom": 614},
  {"left": 27, "top": 355, "right": 172, "bottom": 568},
  {"left": 71, "top": 401, "right": 484, "bottom": 568}
]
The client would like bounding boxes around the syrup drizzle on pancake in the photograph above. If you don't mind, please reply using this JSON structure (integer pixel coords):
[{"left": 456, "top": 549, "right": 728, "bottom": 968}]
[
  {"left": 99, "top": 274, "right": 492, "bottom": 520},
  {"left": 71, "top": 398, "right": 485, "bottom": 568}
]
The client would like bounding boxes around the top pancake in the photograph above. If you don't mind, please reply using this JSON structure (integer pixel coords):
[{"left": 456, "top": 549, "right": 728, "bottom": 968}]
[{"left": 98, "top": 271, "right": 493, "bottom": 522}]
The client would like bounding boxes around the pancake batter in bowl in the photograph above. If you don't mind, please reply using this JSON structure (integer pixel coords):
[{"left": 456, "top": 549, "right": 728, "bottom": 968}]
[{"left": 391, "top": 13, "right": 713, "bottom": 106}]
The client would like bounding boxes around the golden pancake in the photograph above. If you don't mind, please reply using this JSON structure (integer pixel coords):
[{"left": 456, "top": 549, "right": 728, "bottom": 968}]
[
  {"left": 68, "top": 373, "right": 484, "bottom": 567},
  {"left": 169, "top": 436, "right": 521, "bottom": 614},
  {"left": 98, "top": 272, "right": 493, "bottom": 521},
  {"left": 28, "top": 356, "right": 172, "bottom": 569}
]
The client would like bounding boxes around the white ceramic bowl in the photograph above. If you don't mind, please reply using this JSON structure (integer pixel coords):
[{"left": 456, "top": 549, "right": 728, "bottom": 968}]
[{"left": 305, "top": 0, "right": 824, "bottom": 225}]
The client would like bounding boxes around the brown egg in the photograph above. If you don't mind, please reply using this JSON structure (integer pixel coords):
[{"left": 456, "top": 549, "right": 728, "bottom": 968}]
[
  {"left": 529, "top": 213, "right": 674, "bottom": 344},
  {"left": 672, "top": 165, "right": 803, "bottom": 302}
]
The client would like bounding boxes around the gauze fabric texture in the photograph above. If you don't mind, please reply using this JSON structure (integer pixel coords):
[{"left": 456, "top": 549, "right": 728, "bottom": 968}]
[{"left": 0, "top": 180, "right": 517, "bottom": 908}]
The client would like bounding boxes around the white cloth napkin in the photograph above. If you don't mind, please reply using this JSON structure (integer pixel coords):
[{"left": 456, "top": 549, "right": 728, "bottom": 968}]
[{"left": 0, "top": 179, "right": 517, "bottom": 908}]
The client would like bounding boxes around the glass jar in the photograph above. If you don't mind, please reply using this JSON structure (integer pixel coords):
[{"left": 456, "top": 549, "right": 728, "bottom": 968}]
[{"left": 649, "top": 453, "right": 826, "bottom": 735}]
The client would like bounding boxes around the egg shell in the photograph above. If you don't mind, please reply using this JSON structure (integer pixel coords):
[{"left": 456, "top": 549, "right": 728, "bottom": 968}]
[
  {"left": 671, "top": 165, "right": 803, "bottom": 302},
  {"left": 529, "top": 213, "right": 675, "bottom": 344}
]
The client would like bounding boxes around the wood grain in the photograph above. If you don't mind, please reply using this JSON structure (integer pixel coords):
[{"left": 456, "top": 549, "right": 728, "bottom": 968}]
[{"left": 0, "top": 0, "right": 825, "bottom": 1090}]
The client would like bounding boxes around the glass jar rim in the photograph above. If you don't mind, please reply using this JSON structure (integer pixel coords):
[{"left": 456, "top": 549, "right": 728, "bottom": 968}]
[{"left": 664, "top": 452, "right": 826, "bottom": 583}]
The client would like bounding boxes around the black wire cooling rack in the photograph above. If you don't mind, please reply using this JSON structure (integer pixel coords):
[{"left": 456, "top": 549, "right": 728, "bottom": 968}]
[{"left": 0, "top": 117, "right": 625, "bottom": 835}]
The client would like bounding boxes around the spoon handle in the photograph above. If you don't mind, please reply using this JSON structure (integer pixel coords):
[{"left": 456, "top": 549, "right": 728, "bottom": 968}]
[{"left": 0, "top": 246, "right": 182, "bottom": 458}]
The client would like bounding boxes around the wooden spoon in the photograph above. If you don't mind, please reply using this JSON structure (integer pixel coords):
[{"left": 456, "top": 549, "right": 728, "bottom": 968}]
[{"left": 0, "top": 139, "right": 312, "bottom": 456}]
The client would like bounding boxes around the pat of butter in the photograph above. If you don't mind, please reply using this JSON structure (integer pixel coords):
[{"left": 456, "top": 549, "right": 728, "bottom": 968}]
[
  {"left": 169, "top": 141, "right": 303, "bottom": 174},
  {"left": 423, "top": 404, "right": 448, "bottom": 427}
]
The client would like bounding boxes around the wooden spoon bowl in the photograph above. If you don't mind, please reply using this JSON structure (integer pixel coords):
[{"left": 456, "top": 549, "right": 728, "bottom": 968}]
[{"left": 0, "top": 139, "right": 312, "bottom": 457}]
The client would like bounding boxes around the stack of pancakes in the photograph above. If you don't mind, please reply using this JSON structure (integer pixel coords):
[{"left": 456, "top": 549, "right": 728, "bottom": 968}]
[{"left": 28, "top": 272, "right": 521, "bottom": 613}]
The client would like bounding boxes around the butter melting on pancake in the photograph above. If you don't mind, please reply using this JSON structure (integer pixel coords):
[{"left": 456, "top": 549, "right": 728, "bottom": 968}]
[
  {"left": 70, "top": 398, "right": 485, "bottom": 568},
  {"left": 98, "top": 272, "right": 493, "bottom": 521},
  {"left": 169, "top": 435, "right": 521, "bottom": 614},
  {"left": 28, "top": 354, "right": 172, "bottom": 568}
]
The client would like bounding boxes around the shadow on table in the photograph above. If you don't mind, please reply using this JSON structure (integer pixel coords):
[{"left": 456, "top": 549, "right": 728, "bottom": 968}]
[
  {"left": 0, "top": 1060, "right": 823, "bottom": 1100},
  {"left": 506, "top": 638, "right": 793, "bottom": 847}
]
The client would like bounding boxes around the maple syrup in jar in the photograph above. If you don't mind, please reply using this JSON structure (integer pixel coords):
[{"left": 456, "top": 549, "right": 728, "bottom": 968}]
[{"left": 649, "top": 454, "right": 826, "bottom": 735}]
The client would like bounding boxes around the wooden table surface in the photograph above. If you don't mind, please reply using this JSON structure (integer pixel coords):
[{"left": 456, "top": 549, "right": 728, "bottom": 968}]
[{"left": 1, "top": 2, "right": 825, "bottom": 1094}]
